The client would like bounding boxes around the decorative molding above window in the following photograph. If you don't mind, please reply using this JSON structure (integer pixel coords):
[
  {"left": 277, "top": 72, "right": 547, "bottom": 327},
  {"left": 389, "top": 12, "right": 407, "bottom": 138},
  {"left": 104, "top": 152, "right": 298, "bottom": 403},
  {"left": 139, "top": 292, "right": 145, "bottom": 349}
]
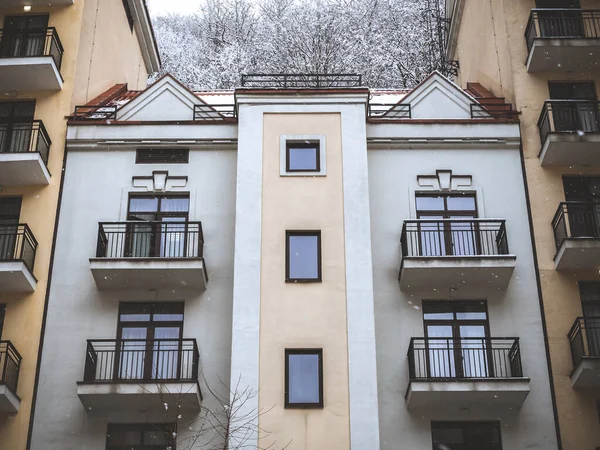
[
  {"left": 417, "top": 170, "right": 472, "bottom": 192},
  {"left": 132, "top": 170, "right": 188, "bottom": 193}
]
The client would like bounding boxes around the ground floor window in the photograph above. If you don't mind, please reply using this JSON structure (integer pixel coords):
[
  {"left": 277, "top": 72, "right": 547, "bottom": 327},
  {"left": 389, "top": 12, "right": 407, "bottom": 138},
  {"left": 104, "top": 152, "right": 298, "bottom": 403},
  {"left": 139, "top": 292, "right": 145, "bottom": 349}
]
[
  {"left": 431, "top": 421, "right": 502, "bottom": 450},
  {"left": 106, "top": 423, "right": 176, "bottom": 450}
]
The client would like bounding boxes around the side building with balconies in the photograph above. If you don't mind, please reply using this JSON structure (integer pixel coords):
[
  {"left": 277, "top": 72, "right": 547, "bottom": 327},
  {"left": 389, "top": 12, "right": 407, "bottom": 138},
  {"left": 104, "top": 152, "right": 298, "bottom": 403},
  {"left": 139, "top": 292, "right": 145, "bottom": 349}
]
[
  {"left": 28, "top": 72, "right": 558, "bottom": 450},
  {"left": 446, "top": 0, "right": 600, "bottom": 448},
  {"left": 0, "top": 1, "right": 159, "bottom": 449}
]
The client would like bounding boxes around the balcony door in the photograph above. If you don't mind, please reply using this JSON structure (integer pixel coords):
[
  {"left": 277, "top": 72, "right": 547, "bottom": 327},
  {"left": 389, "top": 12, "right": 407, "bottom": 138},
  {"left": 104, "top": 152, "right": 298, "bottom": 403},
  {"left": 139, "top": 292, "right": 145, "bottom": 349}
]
[
  {"left": 423, "top": 301, "right": 491, "bottom": 379},
  {"left": 115, "top": 302, "right": 184, "bottom": 381},
  {"left": 127, "top": 195, "right": 189, "bottom": 257},
  {"left": 0, "top": 101, "right": 35, "bottom": 155},
  {"left": 535, "top": 0, "right": 584, "bottom": 38},
  {"left": 579, "top": 283, "right": 600, "bottom": 356},
  {"left": 416, "top": 193, "right": 478, "bottom": 256},
  {"left": 0, "top": 197, "right": 21, "bottom": 262},
  {"left": 563, "top": 176, "right": 600, "bottom": 237},
  {"left": 549, "top": 82, "right": 599, "bottom": 133},
  {"left": 0, "top": 15, "right": 49, "bottom": 59}
]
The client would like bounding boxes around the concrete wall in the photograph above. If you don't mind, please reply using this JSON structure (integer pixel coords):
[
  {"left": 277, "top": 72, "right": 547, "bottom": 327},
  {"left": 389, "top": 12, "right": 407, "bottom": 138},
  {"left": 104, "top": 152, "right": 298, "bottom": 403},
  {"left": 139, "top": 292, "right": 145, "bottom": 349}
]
[
  {"left": 451, "top": 1, "right": 600, "bottom": 449},
  {"left": 368, "top": 126, "right": 558, "bottom": 449},
  {"left": 28, "top": 146, "right": 236, "bottom": 450}
]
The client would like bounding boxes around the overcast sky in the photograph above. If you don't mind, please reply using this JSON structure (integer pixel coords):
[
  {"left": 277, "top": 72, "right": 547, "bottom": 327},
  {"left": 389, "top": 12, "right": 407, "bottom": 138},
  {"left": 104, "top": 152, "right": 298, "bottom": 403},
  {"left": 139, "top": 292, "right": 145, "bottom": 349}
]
[{"left": 147, "top": 0, "right": 202, "bottom": 16}]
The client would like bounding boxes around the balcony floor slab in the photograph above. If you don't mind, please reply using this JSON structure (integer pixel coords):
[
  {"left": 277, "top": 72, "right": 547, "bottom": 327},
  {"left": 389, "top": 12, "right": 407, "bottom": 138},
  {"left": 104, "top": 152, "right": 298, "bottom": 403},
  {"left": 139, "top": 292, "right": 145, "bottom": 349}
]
[
  {"left": 527, "top": 38, "right": 600, "bottom": 73},
  {"left": 0, "top": 261, "right": 37, "bottom": 293},
  {"left": 0, "top": 153, "right": 50, "bottom": 185},
  {"left": 555, "top": 239, "right": 600, "bottom": 270},
  {"left": 0, "top": 384, "right": 21, "bottom": 414},
  {"left": 571, "top": 358, "right": 600, "bottom": 389},
  {"left": 540, "top": 133, "right": 600, "bottom": 166}
]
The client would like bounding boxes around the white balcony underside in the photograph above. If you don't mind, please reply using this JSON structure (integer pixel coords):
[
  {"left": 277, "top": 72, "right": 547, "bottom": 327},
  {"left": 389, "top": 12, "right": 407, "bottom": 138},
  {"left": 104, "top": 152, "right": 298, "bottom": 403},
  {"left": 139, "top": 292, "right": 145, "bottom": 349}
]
[
  {"left": 554, "top": 239, "right": 600, "bottom": 270},
  {"left": 527, "top": 38, "right": 600, "bottom": 72},
  {"left": 406, "top": 379, "right": 531, "bottom": 410},
  {"left": 539, "top": 133, "right": 600, "bottom": 166},
  {"left": 77, "top": 382, "right": 201, "bottom": 413},
  {"left": 89, "top": 258, "right": 208, "bottom": 291},
  {"left": 400, "top": 256, "right": 516, "bottom": 292},
  {"left": 0, "top": 385, "right": 20, "bottom": 414},
  {"left": 0, "top": 153, "right": 50, "bottom": 185},
  {"left": 0, "top": 57, "right": 63, "bottom": 92},
  {"left": 0, "top": 261, "right": 37, "bottom": 293}
]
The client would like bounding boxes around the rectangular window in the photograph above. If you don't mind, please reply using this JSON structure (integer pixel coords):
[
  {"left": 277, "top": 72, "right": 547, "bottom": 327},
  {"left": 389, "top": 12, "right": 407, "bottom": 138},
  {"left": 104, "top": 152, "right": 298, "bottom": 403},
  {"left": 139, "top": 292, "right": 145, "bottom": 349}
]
[
  {"left": 285, "top": 231, "right": 321, "bottom": 282},
  {"left": 286, "top": 141, "right": 320, "bottom": 172},
  {"left": 122, "top": 0, "right": 134, "bottom": 31},
  {"left": 136, "top": 149, "right": 189, "bottom": 164},
  {"left": 285, "top": 349, "right": 323, "bottom": 408},
  {"left": 106, "top": 423, "right": 176, "bottom": 450},
  {"left": 1, "top": 16, "right": 49, "bottom": 58},
  {"left": 431, "top": 421, "right": 502, "bottom": 450}
]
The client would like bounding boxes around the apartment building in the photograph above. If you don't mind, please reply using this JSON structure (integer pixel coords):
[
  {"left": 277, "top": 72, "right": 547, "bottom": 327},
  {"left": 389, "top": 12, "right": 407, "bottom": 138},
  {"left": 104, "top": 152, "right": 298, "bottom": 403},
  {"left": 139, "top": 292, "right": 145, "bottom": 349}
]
[
  {"left": 0, "top": 1, "right": 159, "bottom": 449},
  {"left": 446, "top": 0, "right": 600, "bottom": 449},
  {"left": 27, "top": 72, "right": 557, "bottom": 450}
]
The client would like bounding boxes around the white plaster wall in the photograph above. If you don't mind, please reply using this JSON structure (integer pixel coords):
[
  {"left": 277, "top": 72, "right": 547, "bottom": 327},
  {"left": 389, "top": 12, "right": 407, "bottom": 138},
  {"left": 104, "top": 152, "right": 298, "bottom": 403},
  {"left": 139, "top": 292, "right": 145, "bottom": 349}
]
[
  {"left": 368, "top": 141, "right": 558, "bottom": 450},
  {"left": 29, "top": 146, "right": 237, "bottom": 450}
]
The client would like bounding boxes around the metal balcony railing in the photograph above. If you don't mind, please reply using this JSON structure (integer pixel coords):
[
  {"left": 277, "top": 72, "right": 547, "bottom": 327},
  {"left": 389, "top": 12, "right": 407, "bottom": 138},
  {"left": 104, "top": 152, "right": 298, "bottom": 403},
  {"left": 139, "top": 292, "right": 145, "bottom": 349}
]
[
  {"left": 552, "top": 202, "right": 600, "bottom": 250},
  {"left": 0, "top": 341, "right": 22, "bottom": 395},
  {"left": 470, "top": 103, "right": 519, "bottom": 120},
  {"left": 83, "top": 339, "right": 199, "bottom": 383},
  {"left": 0, "top": 120, "right": 51, "bottom": 165},
  {"left": 367, "top": 103, "right": 411, "bottom": 119},
  {"left": 408, "top": 337, "right": 523, "bottom": 380},
  {"left": 569, "top": 317, "right": 600, "bottom": 370},
  {"left": 240, "top": 73, "right": 363, "bottom": 88},
  {"left": 96, "top": 221, "right": 204, "bottom": 259},
  {"left": 538, "top": 100, "right": 600, "bottom": 144},
  {"left": 0, "top": 27, "right": 64, "bottom": 70},
  {"left": 400, "top": 219, "right": 509, "bottom": 258},
  {"left": 72, "top": 105, "right": 117, "bottom": 121},
  {"left": 193, "top": 103, "right": 237, "bottom": 121},
  {"left": 525, "top": 9, "right": 600, "bottom": 52},
  {"left": 0, "top": 224, "right": 38, "bottom": 273}
]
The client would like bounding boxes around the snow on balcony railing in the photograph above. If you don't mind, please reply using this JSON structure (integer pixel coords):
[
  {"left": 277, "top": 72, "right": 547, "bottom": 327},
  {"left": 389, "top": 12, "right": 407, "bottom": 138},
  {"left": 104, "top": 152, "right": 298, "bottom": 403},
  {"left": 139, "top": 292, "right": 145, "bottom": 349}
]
[{"left": 240, "top": 73, "right": 363, "bottom": 89}]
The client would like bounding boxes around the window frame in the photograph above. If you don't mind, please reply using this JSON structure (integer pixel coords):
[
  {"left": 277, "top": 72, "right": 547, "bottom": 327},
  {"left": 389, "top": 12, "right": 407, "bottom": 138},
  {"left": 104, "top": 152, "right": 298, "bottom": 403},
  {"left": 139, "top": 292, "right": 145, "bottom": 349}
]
[
  {"left": 284, "top": 348, "right": 324, "bottom": 409},
  {"left": 285, "top": 230, "right": 322, "bottom": 283},
  {"left": 431, "top": 421, "right": 503, "bottom": 450},
  {"left": 285, "top": 141, "right": 321, "bottom": 173},
  {"left": 121, "top": 0, "right": 134, "bottom": 31},
  {"left": 105, "top": 423, "right": 176, "bottom": 450}
]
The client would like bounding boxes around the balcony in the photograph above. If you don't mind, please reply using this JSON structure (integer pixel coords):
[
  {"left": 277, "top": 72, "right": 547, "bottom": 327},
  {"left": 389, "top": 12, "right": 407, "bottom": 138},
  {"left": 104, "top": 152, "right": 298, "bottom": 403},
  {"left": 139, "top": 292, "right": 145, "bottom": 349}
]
[
  {"left": 525, "top": 9, "right": 600, "bottom": 72},
  {"left": 0, "top": 224, "right": 37, "bottom": 292},
  {"left": 77, "top": 338, "right": 202, "bottom": 412},
  {"left": 405, "top": 337, "right": 530, "bottom": 410},
  {"left": 0, "top": 27, "right": 64, "bottom": 91},
  {"left": 89, "top": 221, "right": 208, "bottom": 291},
  {"left": 569, "top": 317, "right": 600, "bottom": 388},
  {"left": 0, "top": 121, "right": 51, "bottom": 185},
  {"left": 0, "top": 341, "right": 21, "bottom": 414},
  {"left": 538, "top": 101, "right": 600, "bottom": 166},
  {"left": 399, "top": 219, "right": 516, "bottom": 292},
  {"left": 552, "top": 202, "right": 600, "bottom": 270}
]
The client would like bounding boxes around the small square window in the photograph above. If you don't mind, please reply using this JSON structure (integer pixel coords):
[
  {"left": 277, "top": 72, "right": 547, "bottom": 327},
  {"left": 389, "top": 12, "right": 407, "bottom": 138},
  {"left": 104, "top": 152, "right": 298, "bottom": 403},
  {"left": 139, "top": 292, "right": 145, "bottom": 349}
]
[
  {"left": 286, "top": 141, "right": 320, "bottom": 172},
  {"left": 286, "top": 231, "right": 321, "bottom": 282},
  {"left": 285, "top": 349, "right": 323, "bottom": 408}
]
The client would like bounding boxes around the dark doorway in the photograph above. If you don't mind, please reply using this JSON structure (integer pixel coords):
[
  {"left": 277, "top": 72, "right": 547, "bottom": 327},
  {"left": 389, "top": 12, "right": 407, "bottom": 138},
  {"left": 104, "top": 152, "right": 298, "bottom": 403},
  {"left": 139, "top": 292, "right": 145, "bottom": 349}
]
[
  {"left": 563, "top": 177, "right": 600, "bottom": 238},
  {"left": 0, "top": 15, "right": 49, "bottom": 59},
  {"left": 0, "top": 197, "right": 22, "bottom": 262},
  {"left": 535, "top": 1, "right": 584, "bottom": 38},
  {"left": 0, "top": 101, "right": 36, "bottom": 155},
  {"left": 549, "top": 82, "right": 599, "bottom": 133},
  {"left": 432, "top": 421, "right": 503, "bottom": 450},
  {"left": 579, "top": 282, "right": 600, "bottom": 357}
]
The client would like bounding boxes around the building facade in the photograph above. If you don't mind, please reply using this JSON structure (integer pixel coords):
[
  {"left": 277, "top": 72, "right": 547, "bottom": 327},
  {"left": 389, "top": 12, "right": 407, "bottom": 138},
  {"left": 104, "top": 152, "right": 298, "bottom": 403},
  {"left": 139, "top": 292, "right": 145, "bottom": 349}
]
[
  {"left": 446, "top": 0, "right": 600, "bottom": 449},
  {"left": 28, "top": 72, "right": 558, "bottom": 449},
  {"left": 0, "top": 1, "right": 159, "bottom": 449}
]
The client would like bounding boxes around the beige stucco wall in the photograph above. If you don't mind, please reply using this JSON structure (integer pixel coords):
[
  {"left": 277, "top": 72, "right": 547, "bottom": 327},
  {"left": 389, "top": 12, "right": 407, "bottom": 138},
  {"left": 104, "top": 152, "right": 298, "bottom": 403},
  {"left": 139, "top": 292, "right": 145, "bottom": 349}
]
[
  {"left": 453, "top": 1, "right": 600, "bottom": 449},
  {"left": 258, "top": 113, "right": 351, "bottom": 450}
]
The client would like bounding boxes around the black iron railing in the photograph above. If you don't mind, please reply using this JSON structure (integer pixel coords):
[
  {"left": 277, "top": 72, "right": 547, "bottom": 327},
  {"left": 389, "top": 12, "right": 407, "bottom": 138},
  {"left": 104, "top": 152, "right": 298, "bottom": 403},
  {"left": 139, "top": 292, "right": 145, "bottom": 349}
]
[
  {"left": 72, "top": 105, "right": 118, "bottom": 121},
  {"left": 552, "top": 202, "right": 600, "bottom": 250},
  {"left": 241, "top": 73, "right": 363, "bottom": 88},
  {"left": 367, "top": 103, "right": 411, "bottom": 119},
  {"left": 193, "top": 104, "right": 237, "bottom": 121},
  {"left": 408, "top": 337, "right": 523, "bottom": 380},
  {"left": 538, "top": 100, "right": 600, "bottom": 144},
  {"left": 400, "top": 219, "right": 509, "bottom": 258},
  {"left": 96, "top": 221, "right": 204, "bottom": 259},
  {"left": 525, "top": 9, "right": 600, "bottom": 52},
  {"left": 0, "top": 341, "right": 22, "bottom": 395},
  {"left": 470, "top": 103, "right": 519, "bottom": 120},
  {"left": 83, "top": 339, "right": 199, "bottom": 383},
  {"left": 0, "top": 224, "right": 38, "bottom": 273},
  {"left": 0, "top": 120, "right": 51, "bottom": 165},
  {"left": 569, "top": 317, "right": 600, "bottom": 370},
  {"left": 0, "top": 27, "right": 64, "bottom": 70}
]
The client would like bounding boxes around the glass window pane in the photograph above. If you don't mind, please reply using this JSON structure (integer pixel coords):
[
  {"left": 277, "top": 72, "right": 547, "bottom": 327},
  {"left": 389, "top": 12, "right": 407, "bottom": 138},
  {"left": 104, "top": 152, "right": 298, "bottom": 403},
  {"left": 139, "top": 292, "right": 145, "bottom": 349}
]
[
  {"left": 288, "top": 353, "right": 320, "bottom": 404},
  {"left": 288, "top": 146, "right": 318, "bottom": 171},
  {"left": 129, "top": 197, "right": 159, "bottom": 213},
  {"left": 447, "top": 195, "right": 476, "bottom": 211},
  {"left": 119, "top": 303, "right": 151, "bottom": 322},
  {"left": 288, "top": 234, "right": 319, "bottom": 279},
  {"left": 154, "top": 303, "right": 184, "bottom": 322},
  {"left": 416, "top": 196, "right": 444, "bottom": 211},
  {"left": 424, "top": 312, "right": 454, "bottom": 320},
  {"left": 161, "top": 197, "right": 189, "bottom": 213}
]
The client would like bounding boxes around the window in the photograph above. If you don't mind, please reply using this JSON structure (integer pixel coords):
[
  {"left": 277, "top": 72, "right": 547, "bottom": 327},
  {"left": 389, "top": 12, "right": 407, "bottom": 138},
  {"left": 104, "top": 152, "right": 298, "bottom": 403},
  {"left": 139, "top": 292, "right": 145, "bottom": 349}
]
[
  {"left": 0, "top": 101, "right": 36, "bottom": 154},
  {"left": 286, "top": 141, "right": 320, "bottom": 172},
  {"left": 106, "top": 423, "right": 176, "bottom": 450},
  {"left": 562, "top": 177, "right": 600, "bottom": 239},
  {"left": 121, "top": 0, "right": 134, "bottom": 31},
  {"left": 136, "top": 149, "right": 189, "bottom": 164},
  {"left": 285, "top": 349, "right": 323, "bottom": 408},
  {"left": 286, "top": 231, "right": 321, "bottom": 282},
  {"left": 0, "top": 197, "right": 22, "bottom": 262},
  {"left": 431, "top": 422, "right": 502, "bottom": 450},
  {"left": 0, "top": 16, "right": 49, "bottom": 58}
]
